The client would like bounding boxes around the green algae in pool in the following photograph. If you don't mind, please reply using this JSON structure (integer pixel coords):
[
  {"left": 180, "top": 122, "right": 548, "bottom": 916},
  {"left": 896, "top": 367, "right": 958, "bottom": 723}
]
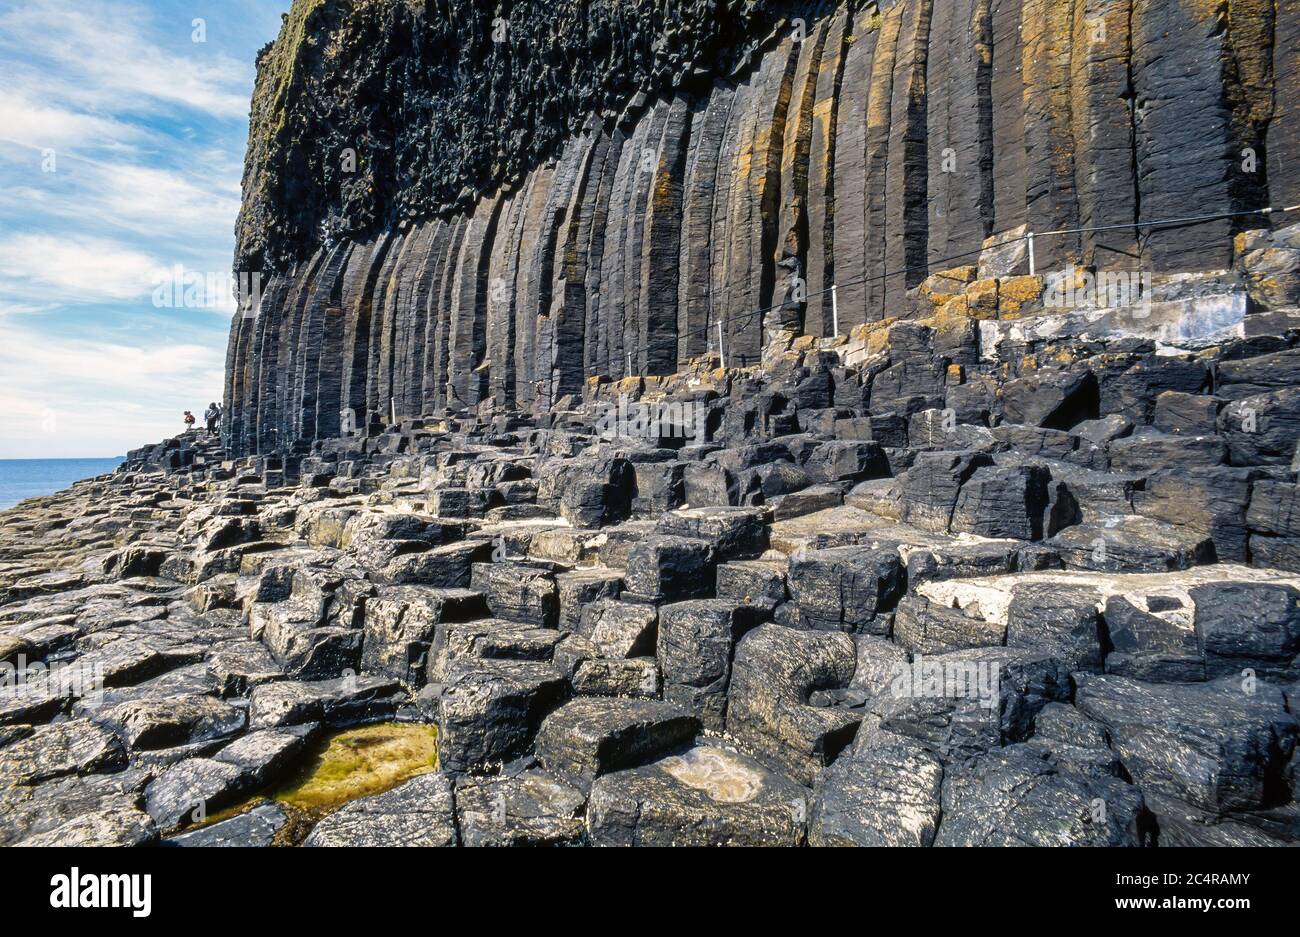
[
  {"left": 275, "top": 722, "right": 438, "bottom": 812},
  {"left": 198, "top": 722, "right": 438, "bottom": 845}
]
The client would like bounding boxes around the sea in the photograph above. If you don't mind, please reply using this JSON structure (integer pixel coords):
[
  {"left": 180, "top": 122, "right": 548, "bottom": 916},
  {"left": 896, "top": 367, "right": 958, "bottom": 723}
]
[{"left": 0, "top": 458, "right": 125, "bottom": 512}]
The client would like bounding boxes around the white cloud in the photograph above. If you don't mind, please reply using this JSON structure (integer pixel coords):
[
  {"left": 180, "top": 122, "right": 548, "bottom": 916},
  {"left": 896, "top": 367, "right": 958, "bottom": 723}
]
[
  {"left": 0, "top": 94, "right": 143, "bottom": 152},
  {"left": 0, "top": 318, "right": 225, "bottom": 458},
  {"left": 0, "top": 0, "right": 253, "bottom": 121},
  {"left": 0, "top": 235, "right": 162, "bottom": 303},
  {"left": 0, "top": 0, "right": 288, "bottom": 458},
  {"left": 0, "top": 164, "right": 241, "bottom": 279},
  {"left": 89, "top": 160, "right": 243, "bottom": 238}
]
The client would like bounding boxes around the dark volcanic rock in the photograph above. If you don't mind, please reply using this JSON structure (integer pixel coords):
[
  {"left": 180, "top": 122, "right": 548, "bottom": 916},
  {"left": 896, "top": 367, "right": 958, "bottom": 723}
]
[
  {"left": 810, "top": 733, "right": 944, "bottom": 847},
  {"left": 9, "top": 0, "right": 1300, "bottom": 851},
  {"left": 534, "top": 697, "right": 700, "bottom": 791},
  {"left": 1075, "top": 674, "right": 1297, "bottom": 813},
  {"left": 588, "top": 745, "right": 807, "bottom": 847},
  {"left": 934, "top": 745, "right": 1148, "bottom": 847},
  {"left": 304, "top": 773, "right": 457, "bottom": 847}
]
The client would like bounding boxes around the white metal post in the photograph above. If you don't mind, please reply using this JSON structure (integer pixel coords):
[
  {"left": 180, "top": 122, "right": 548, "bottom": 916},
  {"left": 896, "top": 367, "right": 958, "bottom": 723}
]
[
  {"left": 717, "top": 321, "right": 726, "bottom": 369},
  {"left": 830, "top": 285, "right": 840, "bottom": 337},
  {"left": 1026, "top": 232, "right": 1036, "bottom": 276}
]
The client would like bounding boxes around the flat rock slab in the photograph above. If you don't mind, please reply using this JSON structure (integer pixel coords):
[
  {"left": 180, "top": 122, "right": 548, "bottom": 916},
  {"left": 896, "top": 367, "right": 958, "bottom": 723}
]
[
  {"left": 0, "top": 768, "right": 150, "bottom": 846},
  {"left": 917, "top": 563, "right": 1300, "bottom": 632},
  {"left": 248, "top": 675, "right": 401, "bottom": 729},
  {"left": 13, "top": 800, "right": 158, "bottom": 847},
  {"left": 1075, "top": 673, "right": 1297, "bottom": 813},
  {"left": 437, "top": 659, "right": 567, "bottom": 775},
  {"left": 935, "top": 744, "right": 1148, "bottom": 846},
  {"left": 213, "top": 727, "right": 312, "bottom": 788},
  {"left": 426, "top": 617, "right": 564, "bottom": 683},
  {"left": 769, "top": 506, "right": 916, "bottom": 555},
  {"left": 572, "top": 658, "right": 661, "bottom": 698},
  {"left": 0, "top": 719, "right": 126, "bottom": 785},
  {"left": 588, "top": 745, "right": 807, "bottom": 846},
  {"left": 455, "top": 770, "right": 586, "bottom": 847},
  {"left": 144, "top": 757, "right": 246, "bottom": 830},
  {"left": 304, "top": 773, "right": 457, "bottom": 847},
  {"left": 535, "top": 697, "right": 701, "bottom": 791},
  {"left": 655, "top": 507, "right": 770, "bottom": 560},
  {"left": 865, "top": 646, "right": 1072, "bottom": 759},
  {"left": 470, "top": 561, "right": 560, "bottom": 626},
  {"left": 165, "top": 802, "right": 287, "bottom": 847},
  {"left": 787, "top": 544, "right": 905, "bottom": 634},
  {"left": 810, "top": 734, "right": 944, "bottom": 847},
  {"left": 623, "top": 535, "right": 716, "bottom": 602},
  {"left": 94, "top": 694, "right": 246, "bottom": 752},
  {"left": 580, "top": 599, "right": 658, "bottom": 658},
  {"left": 1048, "top": 516, "right": 1213, "bottom": 573}
]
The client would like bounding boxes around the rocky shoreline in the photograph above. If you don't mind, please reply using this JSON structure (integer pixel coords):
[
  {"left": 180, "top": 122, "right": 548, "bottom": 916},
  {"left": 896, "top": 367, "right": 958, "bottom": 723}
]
[{"left": 5, "top": 245, "right": 1300, "bottom": 846}]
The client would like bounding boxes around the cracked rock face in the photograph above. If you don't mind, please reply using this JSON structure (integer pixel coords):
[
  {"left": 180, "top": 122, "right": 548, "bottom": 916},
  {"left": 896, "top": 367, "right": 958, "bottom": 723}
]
[
  {"left": 226, "top": 0, "right": 1300, "bottom": 451},
  {"left": 7, "top": 0, "right": 1300, "bottom": 849},
  {"left": 9, "top": 313, "right": 1300, "bottom": 847}
]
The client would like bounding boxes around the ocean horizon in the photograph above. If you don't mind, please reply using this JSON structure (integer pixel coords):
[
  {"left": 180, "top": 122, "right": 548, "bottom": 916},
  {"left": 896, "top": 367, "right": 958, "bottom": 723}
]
[{"left": 0, "top": 457, "right": 125, "bottom": 512}]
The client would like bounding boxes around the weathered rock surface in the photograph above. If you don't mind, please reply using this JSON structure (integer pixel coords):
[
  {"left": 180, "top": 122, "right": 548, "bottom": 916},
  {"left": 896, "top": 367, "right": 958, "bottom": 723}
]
[
  {"left": 6, "top": 0, "right": 1300, "bottom": 849},
  {"left": 303, "top": 773, "right": 457, "bottom": 847},
  {"left": 587, "top": 744, "right": 807, "bottom": 846},
  {"left": 226, "top": 1, "right": 1300, "bottom": 454}
]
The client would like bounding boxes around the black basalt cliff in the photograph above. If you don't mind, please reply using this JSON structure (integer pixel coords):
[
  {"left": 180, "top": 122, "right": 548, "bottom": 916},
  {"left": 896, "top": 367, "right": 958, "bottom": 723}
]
[
  {"left": 8, "top": 0, "right": 1300, "bottom": 851},
  {"left": 225, "top": 0, "right": 1300, "bottom": 460}
]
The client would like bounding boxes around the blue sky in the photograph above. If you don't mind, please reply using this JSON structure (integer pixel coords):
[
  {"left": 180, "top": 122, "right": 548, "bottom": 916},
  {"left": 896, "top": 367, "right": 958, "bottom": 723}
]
[{"left": 0, "top": 0, "right": 290, "bottom": 458}]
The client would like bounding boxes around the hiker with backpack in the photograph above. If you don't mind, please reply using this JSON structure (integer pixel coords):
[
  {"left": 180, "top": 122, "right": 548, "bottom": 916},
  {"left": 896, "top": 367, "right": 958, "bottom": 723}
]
[{"left": 204, "top": 402, "right": 221, "bottom": 435}]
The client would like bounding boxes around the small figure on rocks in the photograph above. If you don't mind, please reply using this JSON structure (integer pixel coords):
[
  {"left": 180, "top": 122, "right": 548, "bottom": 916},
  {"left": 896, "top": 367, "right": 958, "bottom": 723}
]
[
  {"left": 204, "top": 402, "right": 221, "bottom": 435},
  {"left": 183, "top": 410, "right": 195, "bottom": 432}
]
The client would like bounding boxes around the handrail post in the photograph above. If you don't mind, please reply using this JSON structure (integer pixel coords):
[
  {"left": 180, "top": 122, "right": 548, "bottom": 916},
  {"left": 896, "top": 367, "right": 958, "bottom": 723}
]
[
  {"left": 717, "top": 321, "right": 726, "bottom": 369},
  {"left": 831, "top": 284, "right": 840, "bottom": 337},
  {"left": 1026, "top": 231, "right": 1036, "bottom": 276}
]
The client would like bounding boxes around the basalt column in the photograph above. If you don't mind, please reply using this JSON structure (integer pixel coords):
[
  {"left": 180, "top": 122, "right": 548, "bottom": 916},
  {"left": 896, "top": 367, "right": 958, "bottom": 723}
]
[
  {"left": 926, "top": 0, "right": 995, "bottom": 270},
  {"left": 1276, "top": 0, "right": 1300, "bottom": 213},
  {"left": 640, "top": 97, "right": 691, "bottom": 377},
  {"left": 557, "top": 125, "right": 614, "bottom": 398},
  {"left": 804, "top": 7, "right": 849, "bottom": 337},
  {"left": 447, "top": 197, "right": 502, "bottom": 412},
  {"left": 225, "top": 0, "right": 1300, "bottom": 457},
  {"left": 834, "top": 8, "right": 881, "bottom": 329},
  {"left": 775, "top": 16, "right": 830, "bottom": 333},
  {"left": 881, "top": 0, "right": 933, "bottom": 316},
  {"left": 678, "top": 88, "right": 733, "bottom": 360}
]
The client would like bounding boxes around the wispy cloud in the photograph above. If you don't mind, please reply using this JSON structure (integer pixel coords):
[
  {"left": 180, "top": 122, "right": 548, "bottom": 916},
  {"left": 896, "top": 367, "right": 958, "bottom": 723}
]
[
  {"left": 0, "top": 0, "right": 289, "bottom": 457},
  {"left": 0, "top": 94, "right": 145, "bottom": 152},
  {"left": 0, "top": 0, "right": 254, "bottom": 124},
  {"left": 0, "top": 156, "right": 243, "bottom": 248},
  {"left": 0, "top": 234, "right": 162, "bottom": 304},
  {"left": 0, "top": 317, "right": 225, "bottom": 458}
]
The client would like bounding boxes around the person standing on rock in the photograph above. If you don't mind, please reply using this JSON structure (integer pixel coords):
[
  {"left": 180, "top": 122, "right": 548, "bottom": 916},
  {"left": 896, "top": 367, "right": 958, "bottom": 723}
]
[
  {"left": 204, "top": 402, "right": 220, "bottom": 435},
  {"left": 183, "top": 410, "right": 196, "bottom": 432}
]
